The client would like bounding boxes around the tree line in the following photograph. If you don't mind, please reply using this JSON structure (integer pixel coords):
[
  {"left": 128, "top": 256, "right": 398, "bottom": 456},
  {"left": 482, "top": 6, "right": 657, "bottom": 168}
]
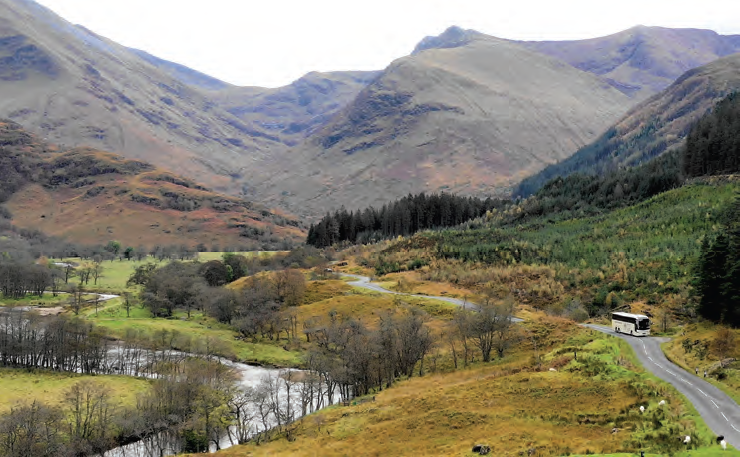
[
  {"left": 683, "top": 92, "right": 740, "bottom": 178},
  {"left": 694, "top": 197, "right": 740, "bottom": 327},
  {"left": 307, "top": 192, "right": 507, "bottom": 248}
]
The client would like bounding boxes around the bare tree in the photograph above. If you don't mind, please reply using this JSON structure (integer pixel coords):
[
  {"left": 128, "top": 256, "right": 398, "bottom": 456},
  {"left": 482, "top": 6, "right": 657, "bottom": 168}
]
[
  {"left": 65, "top": 381, "right": 116, "bottom": 455},
  {"left": 122, "top": 291, "right": 133, "bottom": 318},
  {"left": 62, "top": 263, "right": 75, "bottom": 284},
  {"left": 273, "top": 269, "right": 306, "bottom": 307},
  {"left": 91, "top": 259, "right": 104, "bottom": 286},
  {"left": 493, "top": 296, "right": 518, "bottom": 359},
  {"left": 228, "top": 387, "right": 256, "bottom": 445},
  {"left": 0, "top": 401, "right": 64, "bottom": 457},
  {"left": 453, "top": 310, "right": 473, "bottom": 367},
  {"left": 68, "top": 284, "right": 85, "bottom": 315}
]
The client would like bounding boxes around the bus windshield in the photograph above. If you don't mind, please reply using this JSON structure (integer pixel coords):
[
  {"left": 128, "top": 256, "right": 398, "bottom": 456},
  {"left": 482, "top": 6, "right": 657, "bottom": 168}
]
[{"left": 637, "top": 319, "right": 650, "bottom": 330}]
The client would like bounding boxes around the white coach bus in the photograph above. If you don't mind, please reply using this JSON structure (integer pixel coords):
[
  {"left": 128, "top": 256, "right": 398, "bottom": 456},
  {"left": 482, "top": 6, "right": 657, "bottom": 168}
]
[{"left": 611, "top": 312, "right": 651, "bottom": 336}]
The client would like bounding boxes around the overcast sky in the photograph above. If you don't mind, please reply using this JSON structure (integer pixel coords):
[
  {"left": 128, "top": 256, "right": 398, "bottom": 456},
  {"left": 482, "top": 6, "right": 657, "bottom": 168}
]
[{"left": 34, "top": 0, "right": 740, "bottom": 88}]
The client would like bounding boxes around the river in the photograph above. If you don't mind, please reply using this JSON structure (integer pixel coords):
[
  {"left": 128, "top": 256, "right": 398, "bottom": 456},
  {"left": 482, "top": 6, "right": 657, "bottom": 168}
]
[{"left": 104, "top": 354, "right": 335, "bottom": 457}]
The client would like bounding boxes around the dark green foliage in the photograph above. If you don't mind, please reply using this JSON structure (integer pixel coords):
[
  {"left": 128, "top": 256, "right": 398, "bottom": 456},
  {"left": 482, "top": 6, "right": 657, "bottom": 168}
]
[
  {"left": 307, "top": 192, "right": 507, "bottom": 247},
  {"left": 683, "top": 92, "right": 740, "bottom": 177},
  {"left": 510, "top": 151, "right": 683, "bottom": 224},
  {"left": 695, "top": 197, "right": 740, "bottom": 327},
  {"left": 409, "top": 182, "right": 737, "bottom": 315},
  {"left": 515, "top": 118, "right": 670, "bottom": 197},
  {"left": 199, "top": 260, "right": 230, "bottom": 287},
  {"left": 222, "top": 253, "right": 250, "bottom": 280},
  {"left": 140, "top": 262, "right": 206, "bottom": 317}
]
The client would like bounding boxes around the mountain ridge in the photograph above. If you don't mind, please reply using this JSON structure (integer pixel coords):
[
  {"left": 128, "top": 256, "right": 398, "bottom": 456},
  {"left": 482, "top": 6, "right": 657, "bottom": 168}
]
[
  {"left": 519, "top": 25, "right": 740, "bottom": 99},
  {"left": 4, "top": 1, "right": 740, "bottom": 214},
  {"left": 514, "top": 52, "right": 740, "bottom": 197},
  {"left": 0, "top": 119, "right": 304, "bottom": 248},
  {"left": 253, "top": 35, "right": 634, "bottom": 214}
]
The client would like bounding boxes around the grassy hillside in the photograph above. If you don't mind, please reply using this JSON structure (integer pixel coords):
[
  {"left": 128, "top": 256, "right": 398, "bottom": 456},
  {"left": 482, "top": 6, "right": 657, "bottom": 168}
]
[
  {"left": 0, "top": 121, "right": 304, "bottom": 248},
  {"left": 522, "top": 25, "right": 740, "bottom": 100},
  {"left": 207, "top": 326, "right": 719, "bottom": 456},
  {"left": 0, "top": 0, "right": 291, "bottom": 193},
  {"left": 258, "top": 29, "right": 633, "bottom": 215},
  {"left": 360, "top": 181, "right": 738, "bottom": 316},
  {"left": 516, "top": 53, "right": 740, "bottom": 197}
]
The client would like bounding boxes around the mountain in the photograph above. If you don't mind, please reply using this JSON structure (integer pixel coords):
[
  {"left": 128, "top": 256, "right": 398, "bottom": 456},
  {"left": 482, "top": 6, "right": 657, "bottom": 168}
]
[
  {"left": 130, "top": 49, "right": 232, "bottom": 91},
  {"left": 0, "top": 120, "right": 304, "bottom": 248},
  {"left": 4, "top": 1, "right": 739, "bottom": 215},
  {"left": 254, "top": 27, "right": 633, "bottom": 214},
  {"left": 514, "top": 52, "right": 740, "bottom": 197},
  {"left": 211, "top": 70, "right": 380, "bottom": 147},
  {"left": 521, "top": 26, "right": 740, "bottom": 100},
  {"left": 0, "top": 0, "right": 378, "bottom": 198}
]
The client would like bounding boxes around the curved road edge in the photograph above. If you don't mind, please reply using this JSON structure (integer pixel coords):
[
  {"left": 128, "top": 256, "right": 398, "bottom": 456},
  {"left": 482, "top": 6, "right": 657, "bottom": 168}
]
[
  {"left": 340, "top": 273, "right": 523, "bottom": 323},
  {"left": 585, "top": 324, "right": 740, "bottom": 448},
  {"left": 340, "top": 273, "right": 736, "bottom": 447}
]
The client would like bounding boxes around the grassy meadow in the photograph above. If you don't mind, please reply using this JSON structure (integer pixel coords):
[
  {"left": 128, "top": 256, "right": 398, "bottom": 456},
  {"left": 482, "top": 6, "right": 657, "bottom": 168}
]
[
  {"left": 663, "top": 323, "right": 740, "bottom": 404},
  {"left": 0, "top": 368, "right": 150, "bottom": 412},
  {"left": 203, "top": 325, "right": 726, "bottom": 456},
  {"left": 82, "top": 297, "right": 304, "bottom": 367}
]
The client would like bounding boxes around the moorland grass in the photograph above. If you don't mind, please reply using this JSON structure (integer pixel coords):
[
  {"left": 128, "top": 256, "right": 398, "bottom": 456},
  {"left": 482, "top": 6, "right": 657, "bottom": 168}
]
[
  {"left": 662, "top": 323, "right": 740, "bottom": 404},
  {"left": 206, "top": 326, "right": 719, "bottom": 456}
]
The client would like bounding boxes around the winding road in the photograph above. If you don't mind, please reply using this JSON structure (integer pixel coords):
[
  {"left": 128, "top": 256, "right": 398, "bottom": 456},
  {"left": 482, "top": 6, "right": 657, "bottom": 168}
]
[
  {"left": 341, "top": 273, "right": 523, "bottom": 322},
  {"left": 585, "top": 324, "right": 740, "bottom": 447},
  {"left": 342, "top": 273, "right": 739, "bottom": 447}
]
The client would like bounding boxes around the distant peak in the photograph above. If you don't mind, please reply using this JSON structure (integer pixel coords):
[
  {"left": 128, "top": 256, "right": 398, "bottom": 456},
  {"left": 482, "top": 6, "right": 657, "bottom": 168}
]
[{"left": 412, "top": 26, "right": 481, "bottom": 55}]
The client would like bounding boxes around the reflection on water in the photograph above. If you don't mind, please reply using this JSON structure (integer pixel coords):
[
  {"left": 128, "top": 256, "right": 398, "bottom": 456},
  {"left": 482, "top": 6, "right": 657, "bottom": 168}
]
[{"left": 105, "top": 354, "right": 338, "bottom": 456}]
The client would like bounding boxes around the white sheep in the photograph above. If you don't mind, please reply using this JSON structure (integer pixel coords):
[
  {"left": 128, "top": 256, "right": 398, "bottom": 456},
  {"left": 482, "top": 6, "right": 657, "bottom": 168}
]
[
  {"left": 658, "top": 400, "right": 666, "bottom": 406},
  {"left": 639, "top": 405, "right": 645, "bottom": 413},
  {"left": 721, "top": 439, "right": 727, "bottom": 450},
  {"left": 684, "top": 435, "right": 691, "bottom": 445}
]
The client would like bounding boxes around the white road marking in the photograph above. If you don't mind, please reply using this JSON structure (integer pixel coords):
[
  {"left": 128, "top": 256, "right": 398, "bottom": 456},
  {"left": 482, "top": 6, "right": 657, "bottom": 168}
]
[{"left": 586, "top": 326, "right": 740, "bottom": 439}]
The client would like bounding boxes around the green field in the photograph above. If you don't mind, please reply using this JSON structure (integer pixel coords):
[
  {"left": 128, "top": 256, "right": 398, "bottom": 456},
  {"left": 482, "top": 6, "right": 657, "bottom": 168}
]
[
  {"left": 0, "top": 368, "right": 150, "bottom": 412},
  {"left": 54, "top": 251, "right": 281, "bottom": 293},
  {"left": 54, "top": 257, "right": 165, "bottom": 293},
  {"left": 197, "top": 251, "right": 284, "bottom": 261},
  {"left": 0, "top": 292, "right": 78, "bottom": 308},
  {"left": 85, "top": 298, "right": 303, "bottom": 367}
]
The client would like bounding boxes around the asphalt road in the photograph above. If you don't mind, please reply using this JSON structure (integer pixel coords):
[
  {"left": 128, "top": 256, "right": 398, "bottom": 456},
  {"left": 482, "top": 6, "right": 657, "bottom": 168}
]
[
  {"left": 341, "top": 273, "right": 524, "bottom": 320},
  {"left": 342, "top": 273, "right": 737, "bottom": 445},
  {"left": 585, "top": 324, "right": 740, "bottom": 447}
]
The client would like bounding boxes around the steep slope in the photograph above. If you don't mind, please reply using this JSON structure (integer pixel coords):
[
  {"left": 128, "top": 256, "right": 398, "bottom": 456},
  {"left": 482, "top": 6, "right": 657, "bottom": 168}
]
[
  {"left": 130, "top": 49, "right": 232, "bottom": 91},
  {"left": 522, "top": 25, "right": 740, "bottom": 100},
  {"left": 212, "top": 71, "right": 380, "bottom": 147},
  {"left": 0, "top": 120, "right": 304, "bottom": 248},
  {"left": 0, "top": 0, "right": 288, "bottom": 193},
  {"left": 0, "top": 0, "right": 383, "bottom": 199},
  {"left": 515, "top": 52, "right": 740, "bottom": 197},
  {"left": 256, "top": 28, "right": 633, "bottom": 214}
]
